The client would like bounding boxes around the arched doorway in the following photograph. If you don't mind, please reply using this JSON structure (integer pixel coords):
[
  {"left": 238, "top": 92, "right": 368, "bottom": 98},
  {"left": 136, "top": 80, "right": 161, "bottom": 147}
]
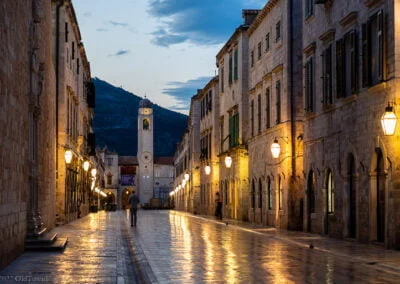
[
  {"left": 325, "top": 169, "right": 334, "bottom": 234},
  {"left": 376, "top": 148, "right": 385, "bottom": 243},
  {"left": 347, "top": 153, "right": 356, "bottom": 238},
  {"left": 307, "top": 171, "right": 315, "bottom": 232}
]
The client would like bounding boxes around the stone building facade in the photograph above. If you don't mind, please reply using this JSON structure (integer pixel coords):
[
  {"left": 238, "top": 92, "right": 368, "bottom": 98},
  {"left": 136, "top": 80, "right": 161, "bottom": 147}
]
[
  {"left": 173, "top": 95, "right": 201, "bottom": 213},
  {"left": 0, "top": 0, "right": 94, "bottom": 268},
  {"left": 216, "top": 10, "right": 260, "bottom": 221},
  {"left": 172, "top": 0, "right": 400, "bottom": 249},
  {"left": 302, "top": 0, "right": 400, "bottom": 248},
  {"left": 0, "top": 0, "right": 56, "bottom": 269},
  {"left": 53, "top": 0, "right": 95, "bottom": 224},
  {"left": 198, "top": 77, "right": 220, "bottom": 216},
  {"left": 247, "top": 0, "right": 304, "bottom": 229}
]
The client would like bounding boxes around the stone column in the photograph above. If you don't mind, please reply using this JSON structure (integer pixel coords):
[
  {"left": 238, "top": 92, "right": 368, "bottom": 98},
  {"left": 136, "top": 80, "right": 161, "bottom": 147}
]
[{"left": 26, "top": 0, "right": 46, "bottom": 237}]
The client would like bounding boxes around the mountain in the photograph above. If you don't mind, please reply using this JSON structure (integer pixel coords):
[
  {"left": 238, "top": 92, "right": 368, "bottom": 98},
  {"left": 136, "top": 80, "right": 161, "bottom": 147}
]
[{"left": 92, "top": 78, "right": 188, "bottom": 157}]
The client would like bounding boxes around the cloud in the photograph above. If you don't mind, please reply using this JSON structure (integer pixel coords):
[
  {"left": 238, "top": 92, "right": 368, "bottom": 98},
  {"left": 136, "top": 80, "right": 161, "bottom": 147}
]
[
  {"left": 96, "top": 28, "right": 108, "bottom": 32},
  {"left": 109, "top": 20, "right": 129, "bottom": 27},
  {"left": 150, "top": 28, "right": 188, "bottom": 47},
  {"left": 147, "top": 0, "right": 265, "bottom": 47},
  {"left": 162, "top": 76, "right": 213, "bottom": 109},
  {"left": 108, "top": 49, "right": 131, "bottom": 57},
  {"left": 83, "top": 12, "right": 92, "bottom": 17}
]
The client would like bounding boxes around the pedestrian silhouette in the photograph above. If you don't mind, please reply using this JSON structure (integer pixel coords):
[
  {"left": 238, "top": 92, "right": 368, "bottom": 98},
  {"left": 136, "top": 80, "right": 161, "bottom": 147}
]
[
  {"left": 127, "top": 189, "right": 140, "bottom": 227},
  {"left": 215, "top": 192, "right": 223, "bottom": 220}
]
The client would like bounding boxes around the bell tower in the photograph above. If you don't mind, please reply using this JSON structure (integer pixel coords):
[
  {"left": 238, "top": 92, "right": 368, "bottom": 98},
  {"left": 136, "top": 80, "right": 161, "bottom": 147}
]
[{"left": 137, "top": 97, "right": 154, "bottom": 204}]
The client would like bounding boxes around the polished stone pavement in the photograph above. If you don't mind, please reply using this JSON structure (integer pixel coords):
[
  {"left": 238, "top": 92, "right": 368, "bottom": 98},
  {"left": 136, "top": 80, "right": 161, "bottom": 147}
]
[{"left": 1, "top": 210, "right": 400, "bottom": 283}]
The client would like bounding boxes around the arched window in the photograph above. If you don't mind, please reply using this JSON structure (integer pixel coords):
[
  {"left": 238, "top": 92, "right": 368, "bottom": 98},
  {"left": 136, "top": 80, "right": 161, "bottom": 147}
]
[
  {"left": 326, "top": 170, "right": 334, "bottom": 213},
  {"left": 251, "top": 180, "right": 256, "bottom": 208},
  {"left": 278, "top": 175, "right": 283, "bottom": 210},
  {"left": 107, "top": 173, "right": 112, "bottom": 185},
  {"left": 258, "top": 179, "right": 262, "bottom": 209},
  {"left": 143, "top": 119, "right": 150, "bottom": 130},
  {"left": 308, "top": 171, "right": 315, "bottom": 213},
  {"left": 267, "top": 177, "right": 272, "bottom": 210}
]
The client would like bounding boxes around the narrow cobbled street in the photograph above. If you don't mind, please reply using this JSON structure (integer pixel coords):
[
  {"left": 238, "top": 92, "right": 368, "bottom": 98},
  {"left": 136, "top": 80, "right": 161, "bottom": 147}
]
[{"left": 2, "top": 210, "right": 400, "bottom": 283}]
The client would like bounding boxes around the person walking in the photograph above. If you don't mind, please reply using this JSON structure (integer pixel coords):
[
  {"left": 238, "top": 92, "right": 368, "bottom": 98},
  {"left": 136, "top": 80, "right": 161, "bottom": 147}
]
[
  {"left": 215, "top": 192, "right": 223, "bottom": 220},
  {"left": 127, "top": 190, "right": 140, "bottom": 227}
]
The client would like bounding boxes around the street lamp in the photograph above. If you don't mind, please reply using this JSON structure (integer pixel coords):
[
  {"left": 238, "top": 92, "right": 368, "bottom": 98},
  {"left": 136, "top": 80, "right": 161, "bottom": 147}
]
[
  {"left": 381, "top": 104, "right": 397, "bottom": 136},
  {"left": 64, "top": 149, "right": 73, "bottom": 164},
  {"left": 225, "top": 156, "right": 232, "bottom": 168},
  {"left": 83, "top": 160, "right": 90, "bottom": 172},
  {"left": 204, "top": 164, "right": 211, "bottom": 175},
  {"left": 91, "top": 168, "right": 97, "bottom": 178},
  {"left": 184, "top": 173, "right": 190, "bottom": 181},
  {"left": 271, "top": 138, "right": 281, "bottom": 158}
]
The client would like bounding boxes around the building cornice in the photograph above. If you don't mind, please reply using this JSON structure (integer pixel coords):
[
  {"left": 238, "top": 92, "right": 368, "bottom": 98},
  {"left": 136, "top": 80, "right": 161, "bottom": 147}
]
[{"left": 247, "top": 0, "right": 280, "bottom": 36}]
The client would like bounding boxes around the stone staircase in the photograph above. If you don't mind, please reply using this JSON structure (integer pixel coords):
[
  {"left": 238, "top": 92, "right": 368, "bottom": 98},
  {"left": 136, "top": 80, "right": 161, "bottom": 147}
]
[{"left": 25, "top": 231, "right": 68, "bottom": 251}]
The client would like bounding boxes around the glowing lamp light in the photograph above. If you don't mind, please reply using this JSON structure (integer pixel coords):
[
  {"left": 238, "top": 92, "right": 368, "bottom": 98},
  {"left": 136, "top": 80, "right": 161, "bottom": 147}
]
[
  {"left": 271, "top": 139, "right": 281, "bottom": 158},
  {"left": 184, "top": 173, "right": 190, "bottom": 181},
  {"left": 91, "top": 168, "right": 97, "bottom": 178},
  {"left": 225, "top": 156, "right": 232, "bottom": 168},
  {"left": 204, "top": 165, "right": 211, "bottom": 175},
  {"left": 381, "top": 105, "right": 397, "bottom": 136},
  {"left": 64, "top": 150, "right": 73, "bottom": 164},
  {"left": 83, "top": 160, "right": 90, "bottom": 172}
]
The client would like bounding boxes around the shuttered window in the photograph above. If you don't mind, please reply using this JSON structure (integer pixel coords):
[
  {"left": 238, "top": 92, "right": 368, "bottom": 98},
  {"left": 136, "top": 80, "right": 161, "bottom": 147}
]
[
  {"left": 233, "top": 48, "right": 238, "bottom": 81},
  {"left": 305, "top": 58, "right": 314, "bottom": 112},
  {"left": 229, "top": 112, "right": 239, "bottom": 148},
  {"left": 322, "top": 45, "right": 332, "bottom": 105},
  {"left": 336, "top": 30, "right": 358, "bottom": 98},
  {"left": 228, "top": 54, "right": 233, "bottom": 85},
  {"left": 362, "top": 10, "right": 385, "bottom": 87},
  {"left": 266, "top": 88, "right": 271, "bottom": 128},
  {"left": 276, "top": 80, "right": 281, "bottom": 123},
  {"left": 257, "top": 95, "right": 261, "bottom": 133},
  {"left": 251, "top": 100, "right": 254, "bottom": 137}
]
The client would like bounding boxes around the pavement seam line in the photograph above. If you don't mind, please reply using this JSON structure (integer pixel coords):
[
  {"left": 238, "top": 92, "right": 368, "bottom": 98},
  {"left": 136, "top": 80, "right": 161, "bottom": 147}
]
[{"left": 120, "top": 212, "right": 158, "bottom": 284}]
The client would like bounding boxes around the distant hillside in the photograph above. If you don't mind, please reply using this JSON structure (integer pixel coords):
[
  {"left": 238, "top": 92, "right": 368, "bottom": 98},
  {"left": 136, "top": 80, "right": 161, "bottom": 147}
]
[{"left": 93, "top": 78, "right": 188, "bottom": 157}]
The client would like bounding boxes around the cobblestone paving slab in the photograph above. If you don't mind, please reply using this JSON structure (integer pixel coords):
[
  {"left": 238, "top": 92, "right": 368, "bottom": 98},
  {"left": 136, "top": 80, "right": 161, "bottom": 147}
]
[
  {"left": 2, "top": 210, "right": 400, "bottom": 283},
  {"left": 0, "top": 212, "right": 137, "bottom": 284},
  {"left": 133, "top": 210, "right": 400, "bottom": 283}
]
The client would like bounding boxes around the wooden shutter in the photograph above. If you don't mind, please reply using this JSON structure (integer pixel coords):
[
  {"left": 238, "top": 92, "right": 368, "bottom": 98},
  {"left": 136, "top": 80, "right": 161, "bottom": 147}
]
[
  {"left": 251, "top": 100, "right": 254, "bottom": 137},
  {"left": 362, "top": 23, "right": 369, "bottom": 87},
  {"left": 258, "top": 95, "right": 261, "bottom": 133},
  {"left": 377, "top": 10, "right": 384, "bottom": 82},
  {"left": 326, "top": 45, "right": 332, "bottom": 104},
  {"left": 336, "top": 39, "right": 345, "bottom": 98},
  {"left": 266, "top": 88, "right": 270, "bottom": 128},
  {"left": 234, "top": 49, "right": 238, "bottom": 80},
  {"left": 229, "top": 55, "right": 233, "bottom": 84},
  {"left": 350, "top": 30, "right": 358, "bottom": 93}
]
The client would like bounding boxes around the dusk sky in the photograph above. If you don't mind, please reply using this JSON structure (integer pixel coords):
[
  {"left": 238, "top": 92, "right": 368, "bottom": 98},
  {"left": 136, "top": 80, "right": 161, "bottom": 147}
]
[{"left": 73, "top": 0, "right": 266, "bottom": 114}]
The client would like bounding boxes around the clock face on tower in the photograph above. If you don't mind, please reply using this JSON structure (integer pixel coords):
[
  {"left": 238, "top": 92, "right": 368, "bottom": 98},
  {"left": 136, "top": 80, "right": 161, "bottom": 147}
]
[{"left": 140, "top": 152, "right": 152, "bottom": 164}]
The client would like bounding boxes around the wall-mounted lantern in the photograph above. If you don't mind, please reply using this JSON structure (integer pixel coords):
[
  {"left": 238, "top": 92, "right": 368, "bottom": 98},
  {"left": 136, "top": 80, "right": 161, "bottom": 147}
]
[
  {"left": 270, "top": 139, "right": 281, "bottom": 158},
  {"left": 381, "top": 104, "right": 397, "bottom": 136},
  {"left": 225, "top": 156, "right": 232, "bottom": 168},
  {"left": 83, "top": 160, "right": 90, "bottom": 172},
  {"left": 64, "top": 149, "right": 73, "bottom": 164},
  {"left": 205, "top": 164, "right": 211, "bottom": 175}
]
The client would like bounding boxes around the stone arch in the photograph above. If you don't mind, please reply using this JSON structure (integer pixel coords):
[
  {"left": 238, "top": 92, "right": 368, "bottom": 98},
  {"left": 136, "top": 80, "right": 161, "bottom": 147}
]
[
  {"left": 307, "top": 170, "right": 316, "bottom": 232},
  {"left": 369, "top": 137, "right": 389, "bottom": 244}
]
